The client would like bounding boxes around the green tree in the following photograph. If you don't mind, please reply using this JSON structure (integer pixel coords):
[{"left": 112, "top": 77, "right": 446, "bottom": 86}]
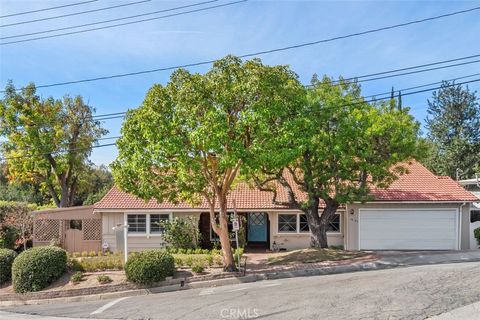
[
  {"left": 76, "top": 165, "right": 113, "bottom": 205},
  {"left": 425, "top": 81, "right": 480, "bottom": 179},
  {"left": 255, "top": 76, "right": 419, "bottom": 248},
  {"left": 112, "top": 56, "right": 304, "bottom": 270},
  {"left": 0, "top": 82, "right": 108, "bottom": 207},
  {"left": 0, "top": 163, "right": 47, "bottom": 205}
]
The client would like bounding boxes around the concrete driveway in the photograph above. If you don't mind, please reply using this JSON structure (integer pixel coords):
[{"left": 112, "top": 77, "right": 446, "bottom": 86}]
[
  {"left": 3, "top": 261, "right": 480, "bottom": 320},
  {"left": 375, "top": 250, "right": 480, "bottom": 266}
]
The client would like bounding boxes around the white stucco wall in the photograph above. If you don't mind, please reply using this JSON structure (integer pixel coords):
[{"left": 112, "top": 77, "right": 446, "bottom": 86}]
[
  {"left": 267, "top": 211, "right": 345, "bottom": 251},
  {"left": 100, "top": 211, "right": 201, "bottom": 252}
]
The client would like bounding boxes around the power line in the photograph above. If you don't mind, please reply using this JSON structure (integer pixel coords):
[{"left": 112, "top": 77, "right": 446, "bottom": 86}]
[
  {"left": 3, "top": 5, "right": 478, "bottom": 87},
  {"left": 363, "top": 72, "right": 480, "bottom": 100},
  {"left": 0, "top": 0, "right": 233, "bottom": 43},
  {"left": 332, "top": 53, "right": 480, "bottom": 83},
  {"left": 8, "top": 69, "right": 480, "bottom": 130},
  {"left": 0, "top": 0, "right": 98, "bottom": 18},
  {"left": 351, "top": 58, "right": 480, "bottom": 84},
  {"left": 91, "top": 72, "right": 480, "bottom": 120},
  {"left": 0, "top": 142, "right": 117, "bottom": 161},
  {"left": 0, "top": 0, "right": 152, "bottom": 28},
  {"left": 3, "top": 77, "right": 479, "bottom": 162}
]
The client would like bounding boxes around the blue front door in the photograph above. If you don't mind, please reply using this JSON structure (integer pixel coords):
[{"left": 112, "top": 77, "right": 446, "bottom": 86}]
[{"left": 248, "top": 212, "right": 267, "bottom": 242}]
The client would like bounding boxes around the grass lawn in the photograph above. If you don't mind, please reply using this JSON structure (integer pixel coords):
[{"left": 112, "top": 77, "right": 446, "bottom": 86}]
[{"left": 266, "top": 248, "right": 370, "bottom": 265}]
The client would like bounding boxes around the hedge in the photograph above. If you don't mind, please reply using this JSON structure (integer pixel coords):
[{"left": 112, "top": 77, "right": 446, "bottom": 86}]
[
  {"left": 124, "top": 250, "right": 175, "bottom": 285},
  {"left": 474, "top": 227, "right": 480, "bottom": 246},
  {"left": 12, "top": 246, "right": 67, "bottom": 293},
  {"left": 0, "top": 248, "right": 17, "bottom": 284}
]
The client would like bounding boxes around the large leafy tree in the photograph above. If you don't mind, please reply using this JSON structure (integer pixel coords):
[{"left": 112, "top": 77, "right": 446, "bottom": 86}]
[
  {"left": 0, "top": 82, "right": 108, "bottom": 207},
  {"left": 425, "top": 81, "right": 480, "bottom": 179},
  {"left": 0, "top": 163, "right": 47, "bottom": 204},
  {"left": 255, "top": 76, "right": 419, "bottom": 248},
  {"left": 112, "top": 56, "right": 303, "bottom": 270}
]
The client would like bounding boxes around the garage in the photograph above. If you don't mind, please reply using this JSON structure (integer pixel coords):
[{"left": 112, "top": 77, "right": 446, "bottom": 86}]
[{"left": 358, "top": 209, "right": 459, "bottom": 250}]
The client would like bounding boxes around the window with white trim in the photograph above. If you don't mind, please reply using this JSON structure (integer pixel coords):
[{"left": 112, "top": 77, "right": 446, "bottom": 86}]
[
  {"left": 278, "top": 213, "right": 341, "bottom": 233},
  {"left": 299, "top": 214, "right": 309, "bottom": 232},
  {"left": 327, "top": 214, "right": 340, "bottom": 232},
  {"left": 278, "top": 214, "right": 297, "bottom": 232},
  {"left": 127, "top": 214, "right": 146, "bottom": 233},
  {"left": 150, "top": 214, "right": 170, "bottom": 234}
]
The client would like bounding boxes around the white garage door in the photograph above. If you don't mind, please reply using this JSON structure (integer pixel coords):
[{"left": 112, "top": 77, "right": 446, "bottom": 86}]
[{"left": 359, "top": 209, "right": 458, "bottom": 250}]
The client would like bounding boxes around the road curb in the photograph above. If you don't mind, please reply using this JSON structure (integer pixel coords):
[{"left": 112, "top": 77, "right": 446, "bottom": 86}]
[{"left": 0, "top": 261, "right": 399, "bottom": 307}]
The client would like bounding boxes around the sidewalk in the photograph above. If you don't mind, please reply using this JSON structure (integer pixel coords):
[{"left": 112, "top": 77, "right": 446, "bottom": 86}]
[
  {"left": 2, "top": 250, "right": 480, "bottom": 307},
  {"left": 428, "top": 301, "right": 480, "bottom": 319}
]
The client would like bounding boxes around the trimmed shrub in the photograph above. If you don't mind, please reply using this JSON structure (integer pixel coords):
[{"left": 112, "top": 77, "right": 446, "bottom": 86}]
[
  {"left": 69, "top": 256, "right": 123, "bottom": 272},
  {"left": 96, "top": 274, "right": 112, "bottom": 284},
  {"left": 125, "top": 250, "right": 175, "bottom": 285},
  {"left": 12, "top": 246, "right": 67, "bottom": 293},
  {"left": 474, "top": 227, "right": 480, "bottom": 246},
  {"left": 0, "top": 248, "right": 17, "bottom": 284},
  {"left": 191, "top": 262, "right": 204, "bottom": 274},
  {"left": 70, "top": 271, "right": 83, "bottom": 284}
]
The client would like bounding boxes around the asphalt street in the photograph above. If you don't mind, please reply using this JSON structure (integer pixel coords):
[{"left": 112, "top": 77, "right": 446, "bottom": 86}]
[{"left": 3, "top": 262, "right": 480, "bottom": 320}]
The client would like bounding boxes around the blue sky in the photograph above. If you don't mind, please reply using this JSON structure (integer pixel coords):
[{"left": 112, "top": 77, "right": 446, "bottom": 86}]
[{"left": 1, "top": 0, "right": 479, "bottom": 166}]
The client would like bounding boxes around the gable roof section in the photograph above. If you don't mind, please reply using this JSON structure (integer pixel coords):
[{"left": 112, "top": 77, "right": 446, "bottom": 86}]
[
  {"left": 95, "top": 160, "right": 478, "bottom": 210},
  {"left": 370, "top": 161, "right": 478, "bottom": 202}
]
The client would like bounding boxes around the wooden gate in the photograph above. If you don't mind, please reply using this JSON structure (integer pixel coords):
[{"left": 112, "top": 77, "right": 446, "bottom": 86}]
[{"left": 65, "top": 228, "right": 83, "bottom": 252}]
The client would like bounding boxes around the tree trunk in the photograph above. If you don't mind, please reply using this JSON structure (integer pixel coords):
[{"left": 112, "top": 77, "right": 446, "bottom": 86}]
[
  {"left": 208, "top": 198, "right": 236, "bottom": 272},
  {"left": 58, "top": 179, "right": 71, "bottom": 208},
  {"left": 219, "top": 197, "right": 236, "bottom": 272},
  {"left": 303, "top": 198, "right": 339, "bottom": 249}
]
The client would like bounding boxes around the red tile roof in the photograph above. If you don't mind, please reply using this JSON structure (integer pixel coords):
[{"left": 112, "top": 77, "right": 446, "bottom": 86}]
[{"left": 95, "top": 160, "right": 478, "bottom": 210}]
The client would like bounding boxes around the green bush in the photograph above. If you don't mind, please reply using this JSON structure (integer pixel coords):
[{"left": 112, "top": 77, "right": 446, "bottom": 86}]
[
  {"left": 191, "top": 262, "right": 204, "bottom": 274},
  {"left": 474, "top": 227, "right": 480, "bottom": 245},
  {"left": 69, "top": 256, "right": 123, "bottom": 272},
  {"left": 125, "top": 250, "right": 175, "bottom": 285},
  {"left": 173, "top": 253, "right": 223, "bottom": 268},
  {"left": 0, "top": 225, "right": 19, "bottom": 250},
  {"left": 96, "top": 274, "right": 112, "bottom": 284},
  {"left": 70, "top": 271, "right": 83, "bottom": 284},
  {"left": 12, "top": 246, "right": 67, "bottom": 293},
  {"left": 0, "top": 248, "right": 17, "bottom": 284},
  {"left": 161, "top": 217, "right": 201, "bottom": 249}
]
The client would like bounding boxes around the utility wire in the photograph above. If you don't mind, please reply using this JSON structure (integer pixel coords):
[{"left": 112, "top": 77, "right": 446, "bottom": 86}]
[
  {"left": 3, "top": 5, "right": 478, "bottom": 86},
  {"left": 0, "top": 143, "right": 117, "bottom": 161},
  {"left": 0, "top": 0, "right": 230, "bottom": 43},
  {"left": 0, "top": 0, "right": 152, "bottom": 28},
  {"left": 363, "top": 72, "right": 480, "bottom": 100},
  {"left": 3, "top": 77, "right": 479, "bottom": 162},
  {"left": 341, "top": 58, "right": 480, "bottom": 84},
  {"left": 0, "top": 0, "right": 98, "bottom": 18},
  {"left": 332, "top": 53, "right": 480, "bottom": 84},
  {"left": 10, "top": 69, "right": 480, "bottom": 130}
]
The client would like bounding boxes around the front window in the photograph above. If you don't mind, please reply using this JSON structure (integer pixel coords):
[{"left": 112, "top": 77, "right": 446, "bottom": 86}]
[
  {"left": 299, "top": 215, "right": 309, "bottom": 232},
  {"left": 327, "top": 214, "right": 340, "bottom": 232},
  {"left": 471, "top": 210, "right": 480, "bottom": 223},
  {"left": 69, "top": 220, "right": 82, "bottom": 230},
  {"left": 127, "top": 214, "right": 146, "bottom": 233},
  {"left": 278, "top": 214, "right": 297, "bottom": 232},
  {"left": 150, "top": 214, "right": 170, "bottom": 234},
  {"left": 278, "top": 213, "right": 341, "bottom": 233}
]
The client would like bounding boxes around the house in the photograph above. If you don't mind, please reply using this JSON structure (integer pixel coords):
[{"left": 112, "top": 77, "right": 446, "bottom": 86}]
[
  {"left": 90, "top": 160, "right": 478, "bottom": 252},
  {"left": 458, "top": 176, "right": 480, "bottom": 249}
]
